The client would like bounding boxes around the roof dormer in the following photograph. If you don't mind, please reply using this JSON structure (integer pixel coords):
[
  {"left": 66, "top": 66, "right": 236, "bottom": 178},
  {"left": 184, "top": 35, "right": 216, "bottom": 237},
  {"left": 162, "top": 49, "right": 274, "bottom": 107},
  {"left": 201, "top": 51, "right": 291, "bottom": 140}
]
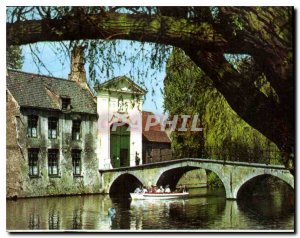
[{"left": 61, "top": 96, "right": 71, "bottom": 112}]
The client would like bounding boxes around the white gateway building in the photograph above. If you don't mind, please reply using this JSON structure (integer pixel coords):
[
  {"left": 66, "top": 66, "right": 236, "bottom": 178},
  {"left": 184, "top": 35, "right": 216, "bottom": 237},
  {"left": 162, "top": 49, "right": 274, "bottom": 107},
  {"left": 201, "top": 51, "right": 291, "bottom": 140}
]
[{"left": 95, "top": 76, "right": 146, "bottom": 169}]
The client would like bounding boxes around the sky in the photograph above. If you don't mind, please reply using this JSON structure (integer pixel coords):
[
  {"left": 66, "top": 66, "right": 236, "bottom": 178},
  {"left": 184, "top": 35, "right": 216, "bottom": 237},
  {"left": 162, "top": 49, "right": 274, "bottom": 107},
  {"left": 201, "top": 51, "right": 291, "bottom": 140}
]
[{"left": 21, "top": 41, "right": 169, "bottom": 114}]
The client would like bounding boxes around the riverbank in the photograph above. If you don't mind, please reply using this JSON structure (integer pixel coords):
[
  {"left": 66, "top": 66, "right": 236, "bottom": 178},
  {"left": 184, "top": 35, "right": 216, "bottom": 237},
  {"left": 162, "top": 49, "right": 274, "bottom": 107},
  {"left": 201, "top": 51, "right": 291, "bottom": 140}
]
[{"left": 176, "top": 169, "right": 207, "bottom": 188}]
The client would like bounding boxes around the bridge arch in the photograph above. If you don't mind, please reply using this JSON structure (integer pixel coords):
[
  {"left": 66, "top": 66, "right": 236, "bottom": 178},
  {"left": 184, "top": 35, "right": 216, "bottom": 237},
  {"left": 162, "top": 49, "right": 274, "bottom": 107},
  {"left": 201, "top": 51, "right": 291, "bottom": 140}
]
[
  {"left": 155, "top": 167, "right": 206, "bottom": 191},
  {"left": 108, "top": 172, "right": 147, "bottom": 195},
  {"left": 234, "top": 171, "right": 294, "bottom": 199},
  {"left": 151, "top": 161, "right": 230, "bottom": 197}
]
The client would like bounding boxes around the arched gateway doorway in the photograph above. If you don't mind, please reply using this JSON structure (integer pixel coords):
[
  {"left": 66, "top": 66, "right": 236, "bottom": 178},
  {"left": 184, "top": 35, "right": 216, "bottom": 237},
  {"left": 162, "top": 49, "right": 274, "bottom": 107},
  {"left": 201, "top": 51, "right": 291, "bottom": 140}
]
[{"left": 110, "top": 124, "right": 130, "bottom": 168}]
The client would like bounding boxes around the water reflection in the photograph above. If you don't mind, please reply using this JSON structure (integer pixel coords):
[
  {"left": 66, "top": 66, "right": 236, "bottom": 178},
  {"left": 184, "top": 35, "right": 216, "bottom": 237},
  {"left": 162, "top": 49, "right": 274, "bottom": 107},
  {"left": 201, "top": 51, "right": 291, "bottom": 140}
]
[
  {"left": 48, "top": 210, "right": 60, "bottom": 230},
  {"left": 129, "top": 199, "right": 188, "bottom": 230},
  {"left": 236, "top": 181, "right": 295, "bottom": 230},
  {"left": 6, "top": 187, "right": 294, "bottom": 231},
  {"left": 28, "top": 213, "right": 40, "bottom": 230},
  {"left": 72, "top": 209, "right": 82, "bottom": 230}
]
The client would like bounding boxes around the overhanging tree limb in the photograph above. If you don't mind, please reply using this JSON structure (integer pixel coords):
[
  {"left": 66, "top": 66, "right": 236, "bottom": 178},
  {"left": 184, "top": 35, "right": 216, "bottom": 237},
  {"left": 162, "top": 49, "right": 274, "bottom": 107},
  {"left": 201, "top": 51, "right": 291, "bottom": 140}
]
[
  {"left": 7, "top": 12, "right": 227, "bottom": 51},
  {"left": 217, "top": 6, "right": 293, "bottom": 108}
]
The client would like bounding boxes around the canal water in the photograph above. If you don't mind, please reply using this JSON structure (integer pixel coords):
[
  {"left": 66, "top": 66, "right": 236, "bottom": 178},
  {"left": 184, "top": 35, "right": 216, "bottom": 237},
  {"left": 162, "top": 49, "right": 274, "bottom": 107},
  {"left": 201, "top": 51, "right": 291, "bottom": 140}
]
[{"left": 7, "top": 185, "right": 294, "bottom": 231}]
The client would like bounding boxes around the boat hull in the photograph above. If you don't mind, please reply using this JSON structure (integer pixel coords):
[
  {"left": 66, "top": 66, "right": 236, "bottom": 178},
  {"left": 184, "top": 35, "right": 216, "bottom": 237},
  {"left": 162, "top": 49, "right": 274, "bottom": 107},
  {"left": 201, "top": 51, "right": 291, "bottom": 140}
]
[{"left": 130, "top": 192, "right": 189, "bottom": 200}]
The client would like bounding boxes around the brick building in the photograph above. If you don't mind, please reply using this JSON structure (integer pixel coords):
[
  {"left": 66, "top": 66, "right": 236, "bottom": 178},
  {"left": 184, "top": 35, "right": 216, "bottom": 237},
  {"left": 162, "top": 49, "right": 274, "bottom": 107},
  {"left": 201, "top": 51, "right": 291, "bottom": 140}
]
[{"left": 142, "top": 111, "right": 171, "bottom": 164}]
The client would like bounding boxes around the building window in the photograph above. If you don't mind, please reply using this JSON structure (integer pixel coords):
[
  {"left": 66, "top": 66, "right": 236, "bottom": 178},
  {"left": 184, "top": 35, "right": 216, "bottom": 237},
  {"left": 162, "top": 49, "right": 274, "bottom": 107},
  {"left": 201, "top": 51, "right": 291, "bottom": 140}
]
[
  {"left": 28, "top": 148, "right": 39, "bottom": 177},
  {"left": 72, "top": 120, "right": 81, "bottom": 141},
  {"left": 48, "top": 117, "right": 58, "bottom": 139},
  {"left": 48, "top": 149, "right": 59, "bottom": 176},
  {"left": 28, "top": 115, "right": 38, "bottom": 138},
  {"left": 61, "top": 97, "right": 71, "bottom": 111},
  {"left": 72, "top": 150, "right": 81, "bottom": 176}
]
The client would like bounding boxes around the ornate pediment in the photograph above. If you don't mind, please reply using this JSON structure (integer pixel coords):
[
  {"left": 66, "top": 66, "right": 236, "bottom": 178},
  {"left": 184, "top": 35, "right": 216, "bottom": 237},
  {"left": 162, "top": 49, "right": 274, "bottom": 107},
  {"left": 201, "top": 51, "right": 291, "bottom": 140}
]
[{"left": 94, "top": 76, "right": 146, "bottom": 95}]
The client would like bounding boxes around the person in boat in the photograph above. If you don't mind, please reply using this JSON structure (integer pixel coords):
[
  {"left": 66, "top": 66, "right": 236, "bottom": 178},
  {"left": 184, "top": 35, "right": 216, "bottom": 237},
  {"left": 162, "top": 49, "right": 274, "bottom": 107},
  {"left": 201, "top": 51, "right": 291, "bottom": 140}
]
[
  {"left": 165, "top": 185, "right": 171, "bottom": 193},
  {"left": 183, "top": 185, "right": 188, "bottom": 193},
  {"left": 142, "top": 186, "right": 148, "bottom": 193},
  {"left": 134, "top": 187, "right": 142, "bottom": 193},
  {"left": 156, "top": 185, "right": 164, "bottom": 193},
  {"left": 176, "top": 185, "right": 183, "bottom": 193},
  {"left": 150, "top": 185, "right": 157, "bottom": 193}
]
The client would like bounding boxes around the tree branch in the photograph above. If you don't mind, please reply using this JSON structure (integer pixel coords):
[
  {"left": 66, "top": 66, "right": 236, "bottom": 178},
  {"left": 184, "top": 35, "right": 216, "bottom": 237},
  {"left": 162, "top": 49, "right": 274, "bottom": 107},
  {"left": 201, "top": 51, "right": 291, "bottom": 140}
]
[
  {"left": 184, "top": 49, "right": 293, "bottom": 153},
  {"left": 7, "top": 12, "right": 227, "bottom": 50},
  {"left": 217, "top": 6, "right": 293, "bottom": 105}
]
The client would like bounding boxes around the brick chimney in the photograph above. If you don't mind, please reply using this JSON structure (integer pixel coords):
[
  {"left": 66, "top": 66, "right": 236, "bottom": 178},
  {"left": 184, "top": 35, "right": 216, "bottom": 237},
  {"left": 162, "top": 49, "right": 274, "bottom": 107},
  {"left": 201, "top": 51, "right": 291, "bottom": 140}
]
[{"left": 68, "top": 46, "right": 88, "bottom": 89}]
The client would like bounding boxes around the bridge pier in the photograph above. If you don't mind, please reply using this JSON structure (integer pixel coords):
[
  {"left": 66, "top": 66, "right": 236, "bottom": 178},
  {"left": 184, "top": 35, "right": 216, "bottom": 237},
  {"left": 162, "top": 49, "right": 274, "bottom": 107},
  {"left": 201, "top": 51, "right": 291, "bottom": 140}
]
[
  {"left": 224, "top": 188, "right": 237, "bottom": 200},
  {"left": 218, "top": 173, "right": 238, "bottom": 200},
  {"left": 225, "top": 195, "right": 237, "bottom": 200}
]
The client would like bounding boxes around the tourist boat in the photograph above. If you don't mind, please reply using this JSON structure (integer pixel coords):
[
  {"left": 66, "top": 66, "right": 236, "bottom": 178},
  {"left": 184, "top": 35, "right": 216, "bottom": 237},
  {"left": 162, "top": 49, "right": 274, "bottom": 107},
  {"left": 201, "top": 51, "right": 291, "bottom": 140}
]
[{"left": 130, "top": 192, "right": 189, "bottom": 200}]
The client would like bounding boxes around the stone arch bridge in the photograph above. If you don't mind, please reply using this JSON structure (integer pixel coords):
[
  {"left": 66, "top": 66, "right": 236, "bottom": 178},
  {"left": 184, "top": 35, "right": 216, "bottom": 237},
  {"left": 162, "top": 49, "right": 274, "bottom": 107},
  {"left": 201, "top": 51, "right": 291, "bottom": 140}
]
[{"left": 99, "top": 158, "right": 294, "bottom": 199}]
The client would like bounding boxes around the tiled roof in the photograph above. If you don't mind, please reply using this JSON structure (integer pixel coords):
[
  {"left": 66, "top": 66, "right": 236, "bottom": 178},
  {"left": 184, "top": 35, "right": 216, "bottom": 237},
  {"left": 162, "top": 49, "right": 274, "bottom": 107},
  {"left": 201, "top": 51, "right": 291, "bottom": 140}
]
[
  {"left": 7, "top": 69, "right": 97, "bottom": 115},
  {"left": 142, "top": 111, "right": 171, "bottom": 143},
  {"left": 142, "top": 131, "right": 171, "bottom": 144}
]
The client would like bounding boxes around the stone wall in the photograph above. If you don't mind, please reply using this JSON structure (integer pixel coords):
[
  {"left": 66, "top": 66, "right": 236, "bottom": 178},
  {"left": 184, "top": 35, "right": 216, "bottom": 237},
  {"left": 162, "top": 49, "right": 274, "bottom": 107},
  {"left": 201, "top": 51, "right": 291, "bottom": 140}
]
[
  {"left": 6, "top": 90, "right": 24, "bottom": 198},
  {"left": 6, "top": 91, "right": 100, "bottom": 198}
]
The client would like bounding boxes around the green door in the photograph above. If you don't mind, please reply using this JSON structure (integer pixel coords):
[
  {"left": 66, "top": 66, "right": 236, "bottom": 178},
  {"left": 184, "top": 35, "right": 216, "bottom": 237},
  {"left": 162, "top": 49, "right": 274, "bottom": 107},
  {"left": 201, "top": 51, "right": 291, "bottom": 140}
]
[{"left": 110, "top": 124, "right": 130, "bottom": 168}]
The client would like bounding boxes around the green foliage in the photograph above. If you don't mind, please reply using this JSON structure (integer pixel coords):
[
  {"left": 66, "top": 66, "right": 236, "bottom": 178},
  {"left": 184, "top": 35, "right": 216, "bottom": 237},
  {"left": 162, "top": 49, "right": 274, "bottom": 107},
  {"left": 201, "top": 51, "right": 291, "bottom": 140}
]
[
  {"left": 164, "top": 49, "right": 281, "bottom": 163},
  {"left": 231, "top": 15, "right": 244, "bottom": 35},
  {"left": 6, "top": 45, "right": 24, "bottom": 69},
  {"left": 164, "top": 49, "right": 207, "bottom": 157},
  {"left": 206, "top": 171, "right": 223, "bottom": 188},
  {"left": 254, "top": 74, "right": 279, "bottom": 102}
]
